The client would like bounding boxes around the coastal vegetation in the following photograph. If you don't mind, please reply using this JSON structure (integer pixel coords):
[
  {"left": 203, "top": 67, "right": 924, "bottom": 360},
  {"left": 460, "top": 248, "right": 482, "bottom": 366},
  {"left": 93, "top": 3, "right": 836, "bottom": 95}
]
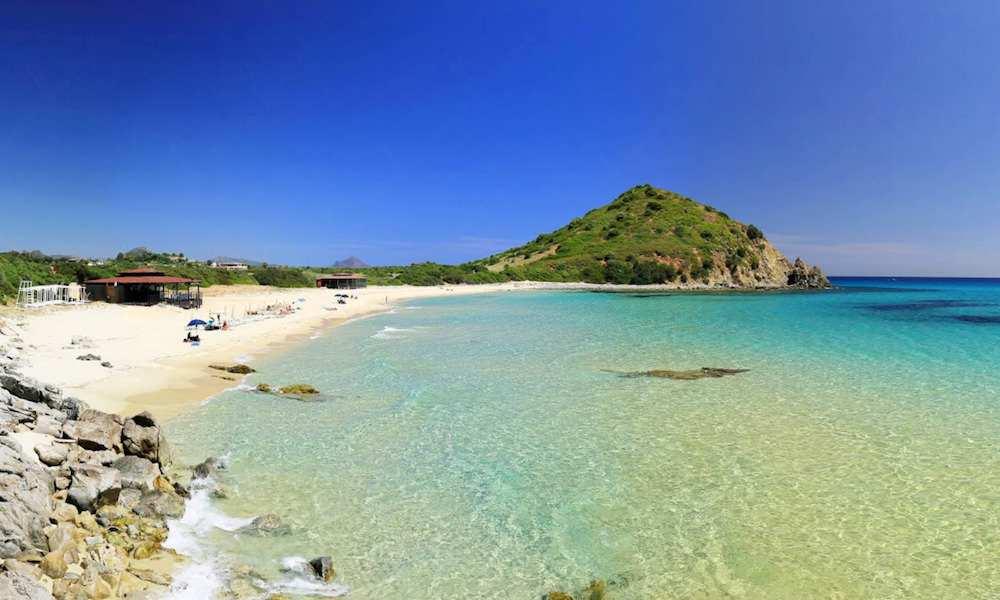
[
  {"left": 0, "top": 185, "right": 828, "bottom": 303},
  {"left": 0, "top": 249, "right": 310, "bottom": 303}
]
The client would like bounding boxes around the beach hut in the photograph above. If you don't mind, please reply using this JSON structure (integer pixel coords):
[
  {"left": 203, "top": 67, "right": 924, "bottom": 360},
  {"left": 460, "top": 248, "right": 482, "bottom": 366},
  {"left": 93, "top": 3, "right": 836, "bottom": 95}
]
[
  {"left": 316, "top": 273, "right": 368, "bottom": 290},
  {"left": 85, "top": 267, "right": 202, "bottom": 308}
]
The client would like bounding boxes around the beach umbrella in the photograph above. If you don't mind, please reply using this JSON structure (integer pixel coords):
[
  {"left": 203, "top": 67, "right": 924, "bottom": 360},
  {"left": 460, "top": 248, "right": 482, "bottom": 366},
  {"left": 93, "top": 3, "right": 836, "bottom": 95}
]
[{"left": 187, "top": 319, "right": 207, "bottom": 328}]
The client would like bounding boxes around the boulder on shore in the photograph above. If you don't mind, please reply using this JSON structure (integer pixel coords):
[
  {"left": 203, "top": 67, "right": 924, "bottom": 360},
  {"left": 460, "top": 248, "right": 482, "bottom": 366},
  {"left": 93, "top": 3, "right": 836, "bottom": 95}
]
[
  {"left": 0, "top": 437, "right": 53, "bottom": 558},
  {"left": 67, "top": 464, "right": 121, "bottom": 512},
  {"left": 113, "top": 455, "right": 160, "bottom": 492},
  {"left": 132, "top": 488, "right": 186, "bottom": 519},
  {"left": 73, "top": 409, "right": 123, "bottom": 452},
  {"left": 122, "top": 411, "right": 168, "bottom": 466},
  {"left": 0, "top": 569, "right": 54, "bottom": 600}
]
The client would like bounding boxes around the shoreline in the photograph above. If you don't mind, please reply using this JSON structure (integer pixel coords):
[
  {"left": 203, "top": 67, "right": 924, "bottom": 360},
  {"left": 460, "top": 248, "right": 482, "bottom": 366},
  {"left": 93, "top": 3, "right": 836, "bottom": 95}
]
[
  {"left": 3, "top": 283, "right": 534, "bottom": 421},
  {"left": 4, "top": 280, "right": 828, "bottom": 423}
]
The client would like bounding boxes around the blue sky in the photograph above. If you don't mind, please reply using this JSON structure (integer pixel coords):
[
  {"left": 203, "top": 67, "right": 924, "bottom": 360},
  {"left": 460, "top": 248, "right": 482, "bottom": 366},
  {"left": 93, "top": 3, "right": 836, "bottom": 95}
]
[{"left": 2, "top": 1, "right": 999, "bottom": 275}]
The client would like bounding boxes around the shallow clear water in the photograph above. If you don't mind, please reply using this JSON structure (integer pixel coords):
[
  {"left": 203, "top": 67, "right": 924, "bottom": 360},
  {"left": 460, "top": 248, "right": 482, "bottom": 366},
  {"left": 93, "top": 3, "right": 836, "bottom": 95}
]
[{"left": 166, "top": 279, "right": 1000, "bottom": 599}]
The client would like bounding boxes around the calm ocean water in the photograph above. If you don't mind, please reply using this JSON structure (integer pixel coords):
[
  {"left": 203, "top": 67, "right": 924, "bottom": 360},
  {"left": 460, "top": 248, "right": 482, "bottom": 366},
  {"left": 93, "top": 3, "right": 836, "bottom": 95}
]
[{"left": 165, "top": 278, "right": 1000, "bottom": 599}]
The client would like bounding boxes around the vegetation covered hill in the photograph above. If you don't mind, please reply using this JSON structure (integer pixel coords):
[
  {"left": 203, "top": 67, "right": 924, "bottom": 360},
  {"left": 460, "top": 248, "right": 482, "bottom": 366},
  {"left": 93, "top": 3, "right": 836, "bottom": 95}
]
[{"left": 465, "top": 184, "right": 827, "bottom": 287}]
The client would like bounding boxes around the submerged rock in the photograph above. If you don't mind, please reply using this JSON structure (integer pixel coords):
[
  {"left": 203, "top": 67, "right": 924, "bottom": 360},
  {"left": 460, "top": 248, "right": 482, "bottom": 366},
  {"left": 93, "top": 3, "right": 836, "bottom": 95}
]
[
  {"left": 210, "top": 364, "right": 256, "bottom": 375},
  {"left": 605, "top": 367, "right": 749, "bottom": 380},
  {"left": 546, "top": 592, "right": 574, "bottom": 600},
  {"left": 192, "top": 456, "right": 224, "bottom": 480},
  {"left": 238, "top": 513, "right": 291, "bottom": 536},
  {"left": 278, "top": 384, "right": 319, "bottom": 396},
  {"left": 75, "top": 354, "right": 101, "bottom": 362},
  {"left": 586, "top": 579, "right": 607, "bottom": 600},
  {"left": 255, "top": 383, "right": 272, "bottom": 393}
]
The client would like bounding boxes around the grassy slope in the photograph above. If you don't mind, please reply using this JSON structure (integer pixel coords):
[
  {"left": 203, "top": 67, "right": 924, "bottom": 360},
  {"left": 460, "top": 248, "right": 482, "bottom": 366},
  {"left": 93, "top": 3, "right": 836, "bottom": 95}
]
[{"left": 470, "top": 184, "right": 768, "bottom": 284}]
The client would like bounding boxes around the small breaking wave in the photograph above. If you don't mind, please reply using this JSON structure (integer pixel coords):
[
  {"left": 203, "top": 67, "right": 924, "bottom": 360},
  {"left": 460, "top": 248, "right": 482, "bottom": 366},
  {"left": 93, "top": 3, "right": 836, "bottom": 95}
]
[
  {"left": 274, "top": 556, "right": 349, "bottom": 597},
  {"left": 163, "top": 466, "right": 251, "bottom": 599},
  {"left": 371, "top": 326, "right": 415, "bottom": 340}
]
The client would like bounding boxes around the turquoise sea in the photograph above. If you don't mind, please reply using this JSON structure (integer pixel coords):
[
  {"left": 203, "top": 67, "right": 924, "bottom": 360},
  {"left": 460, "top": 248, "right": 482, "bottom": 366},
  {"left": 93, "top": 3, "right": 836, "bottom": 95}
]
[{"left": 165, "top": 278, "right": 1000, "bottom": 599}]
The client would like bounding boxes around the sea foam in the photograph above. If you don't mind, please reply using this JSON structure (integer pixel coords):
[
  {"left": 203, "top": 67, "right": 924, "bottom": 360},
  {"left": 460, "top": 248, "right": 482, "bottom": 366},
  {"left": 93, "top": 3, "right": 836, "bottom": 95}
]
[{"left": 370, "top": 326, "right": 415, "bottom": 340}]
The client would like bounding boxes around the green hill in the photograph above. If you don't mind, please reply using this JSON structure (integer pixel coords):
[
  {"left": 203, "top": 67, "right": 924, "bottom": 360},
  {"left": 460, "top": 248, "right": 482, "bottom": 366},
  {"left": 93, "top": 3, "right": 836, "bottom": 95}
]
[{"left": 471, "top": 184, "right": 827, "bottom": 287}]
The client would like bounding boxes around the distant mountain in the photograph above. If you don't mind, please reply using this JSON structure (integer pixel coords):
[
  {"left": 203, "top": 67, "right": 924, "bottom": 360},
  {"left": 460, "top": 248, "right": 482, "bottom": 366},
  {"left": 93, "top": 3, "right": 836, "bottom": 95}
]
[
  {"left": 211, "top": 256, "right": 263, "bottom": 266},
  {"left": 473, "top": 184, "right": 828, "bottom": 288},
  {"left": 333, "top": 256, "right": 369, "bottom": 268}
]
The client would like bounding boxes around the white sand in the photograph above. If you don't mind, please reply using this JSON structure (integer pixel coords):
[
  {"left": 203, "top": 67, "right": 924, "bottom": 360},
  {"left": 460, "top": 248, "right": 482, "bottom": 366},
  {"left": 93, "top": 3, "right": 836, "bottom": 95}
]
[{"left": 9, "top": 283, "right": 547, "bottom": 420}]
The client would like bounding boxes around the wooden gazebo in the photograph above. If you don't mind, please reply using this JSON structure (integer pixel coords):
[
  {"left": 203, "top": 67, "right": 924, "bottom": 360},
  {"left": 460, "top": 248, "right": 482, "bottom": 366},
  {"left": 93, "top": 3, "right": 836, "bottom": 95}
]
[
  {"left": 316, "top": 273, "right": 368, "bottom": 290},
  {"left": 85, "top": 267, "right": 202, "bottom": 308}
]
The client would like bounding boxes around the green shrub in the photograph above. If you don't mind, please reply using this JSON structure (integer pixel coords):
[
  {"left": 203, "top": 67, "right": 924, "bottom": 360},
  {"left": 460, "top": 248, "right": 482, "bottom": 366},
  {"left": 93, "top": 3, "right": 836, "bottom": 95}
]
[{"left": 604, "top": 260, "right": 633, "bottom": 284}]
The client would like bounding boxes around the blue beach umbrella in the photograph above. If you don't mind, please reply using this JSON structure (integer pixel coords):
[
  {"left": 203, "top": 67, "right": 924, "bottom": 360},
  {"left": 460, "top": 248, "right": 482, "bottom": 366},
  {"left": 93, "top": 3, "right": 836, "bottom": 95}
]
[{"left": 187, "top": 319, "right": 207, "bottom": 328}]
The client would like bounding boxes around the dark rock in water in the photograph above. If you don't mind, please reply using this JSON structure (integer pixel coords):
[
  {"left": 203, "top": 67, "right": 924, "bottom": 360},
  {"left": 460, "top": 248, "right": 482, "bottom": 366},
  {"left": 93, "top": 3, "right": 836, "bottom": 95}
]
[
  {"left": 255, "top": 383, "right": 271, "bottom": 393},
  {"left": 278, "top": 384, "right": 319, "bottom": 396},
  {"left": 174, "top": 481, "right": 191, "bottom": 498},
  {"left": 238, "top": 513, "right": 290, "bottom": 536},
  {"left": 192, "top": 457, "right": 224, "bottom": 480},
  {"left": 605, "top": 367, "right": 749, "bottom": 380},
  {"left": 546, "top": 592, "right": 574, "bottom": 600},
  {"left": 210, "top": 364, "right": 255, "bottom": 374},
  {"left": 309, "top": 555, "right": 335, "bottom": 582},
  {"left": 953, "top": 315, "right": 1000, "bottom": 324},
  {"left": 76, "top": 353, "right": 102, "bottom": 361},
  {"left": 100, "top": 361, "right": 113, "bottom": 368},
  {"left": 786, "top": 257, "right": 830, "bottom": 289},
  {"left": 586, "top": 579, "right": 607, "bottom": 600}
]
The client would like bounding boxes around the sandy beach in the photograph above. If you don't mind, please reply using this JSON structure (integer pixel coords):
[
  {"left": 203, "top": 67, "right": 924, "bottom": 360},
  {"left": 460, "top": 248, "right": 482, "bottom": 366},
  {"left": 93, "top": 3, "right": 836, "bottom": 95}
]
[{"left": 4, "top": 283, "right": 546, "bottom": 421}]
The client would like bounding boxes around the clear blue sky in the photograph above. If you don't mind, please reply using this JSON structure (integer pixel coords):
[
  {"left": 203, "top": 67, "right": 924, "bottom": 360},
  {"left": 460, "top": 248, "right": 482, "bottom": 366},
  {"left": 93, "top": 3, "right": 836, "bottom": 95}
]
[{"left": 2, "top": 1, "right": 999, "bottom": 275}]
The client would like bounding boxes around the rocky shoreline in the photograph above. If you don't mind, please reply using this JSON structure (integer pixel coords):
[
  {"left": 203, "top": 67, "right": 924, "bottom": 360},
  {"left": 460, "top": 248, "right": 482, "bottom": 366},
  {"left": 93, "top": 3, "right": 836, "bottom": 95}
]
[
  {"left": 0, "top": 362, "right": 183, "bottom": 598},
  {"left": 1, "top": 318, "right": 342, "bottom": 600}
]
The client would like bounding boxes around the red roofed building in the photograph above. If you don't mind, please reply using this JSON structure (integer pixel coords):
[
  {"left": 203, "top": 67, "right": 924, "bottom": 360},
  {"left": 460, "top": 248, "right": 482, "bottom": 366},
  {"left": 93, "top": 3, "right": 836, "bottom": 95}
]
[{"left": 85, "top": 267, "right": 202, "bottom": 308}]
